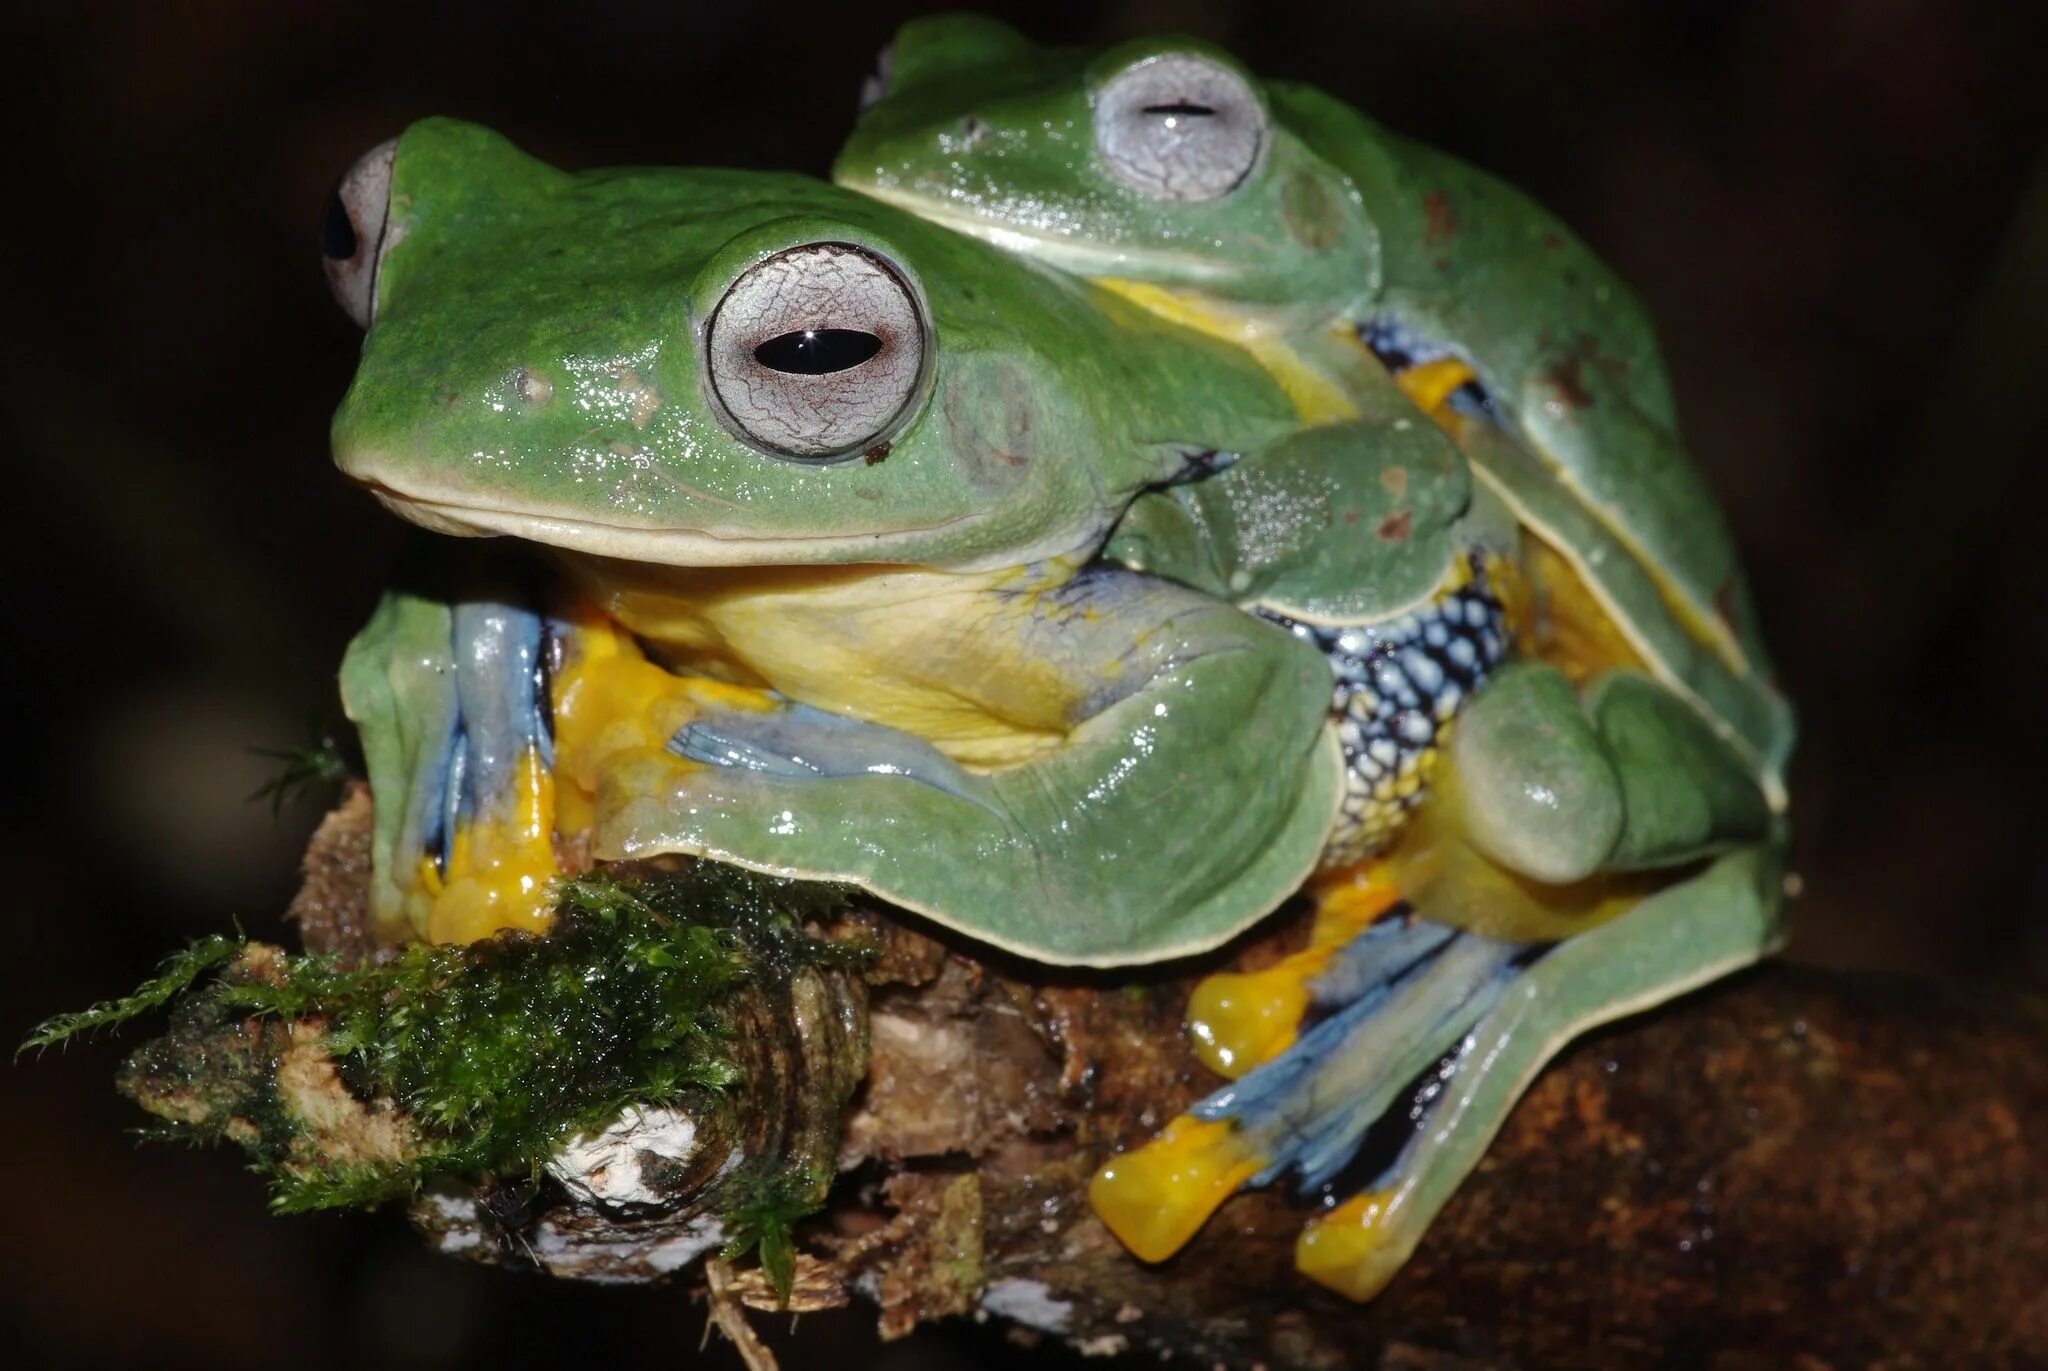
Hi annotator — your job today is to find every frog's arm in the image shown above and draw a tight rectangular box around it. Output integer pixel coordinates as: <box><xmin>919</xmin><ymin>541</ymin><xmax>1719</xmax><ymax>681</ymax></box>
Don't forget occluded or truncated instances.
<box><xmin>1107</xmin><ymin>417</ymin><xmax>1470</xmax><ymax>622</ymax></box>
<box><xmin>598</xmin><ymin>567</ymin><xmax>1344</xmax><ymax>966</ymax></box>
<box><xmin>340</xmin><ymin>590</ymin><xmax>560</xmax><ymax>944</ymax></box>
<box><xmin>340</xmin><ymin>591</ymin><xmax>461</xmax><ymax>941</ymax></box>
<box><xmin>1275</xmin><ymin>82</ymin><xmax>1780</xmax><ymax>696</ymax></box>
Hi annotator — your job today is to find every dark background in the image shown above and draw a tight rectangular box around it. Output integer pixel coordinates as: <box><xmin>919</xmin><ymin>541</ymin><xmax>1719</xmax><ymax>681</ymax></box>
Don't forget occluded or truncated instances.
<box><xmin>5</xmin><ymin>2</ymin><xmax>2045</xmax><ymax>1367</ymax></box>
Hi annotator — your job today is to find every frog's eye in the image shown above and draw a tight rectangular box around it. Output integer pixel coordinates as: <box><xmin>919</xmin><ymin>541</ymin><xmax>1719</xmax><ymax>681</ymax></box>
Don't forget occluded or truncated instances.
<box><xmin>1094</xmin><ymin>54</ymin><xmax>1264</xmax><ymax>202</ymax></box>
<box><xmin>857</xmin><ymin>42</ymin><xmax>893</xmax><ymax>113</ymax></box>
<box><xmin>322</xmin><ymin>138</ymin><xmax>397</xmax><ymax>329</ymax></box>
<box><xmin>705</xmin><ymin>243</ymin><xmax>928</xmax><ymax>460</ymax></box>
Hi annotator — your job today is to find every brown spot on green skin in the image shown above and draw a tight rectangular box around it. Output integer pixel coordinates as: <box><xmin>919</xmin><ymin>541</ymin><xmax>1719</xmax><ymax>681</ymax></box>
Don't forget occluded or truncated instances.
<box><xmin>1421</xmin><ymin>190</ymin><xmax>1457</xmax><ymax>247</ymax></box>
<box><xmin>1714</xmin><ymin>579</ymin><xmax>1744</xmax><ymax>636</ymax></box>
<box><xmin>1549</xmin><ymin>353</ymin><xmax>1593</xmax><ymax>409</ymax></box>
<box><xmin>1380</xmin><ymin>466</ymin><xmax>1408</xmax><ymax>497</ymax></box>
<box><xmin>1376</xmin><ymin>511</ymin><xmax>1412</xmax><ymax>542</ymax></box>
<box><xmin>1547</xmin><ymin>334</ymin><xmax>1631</xmax><ymax>409</ymax></box>
<box><xmin>864</xmin><ymin>441</ymin><xmax>892</xmax><ymax>466</ymax></box>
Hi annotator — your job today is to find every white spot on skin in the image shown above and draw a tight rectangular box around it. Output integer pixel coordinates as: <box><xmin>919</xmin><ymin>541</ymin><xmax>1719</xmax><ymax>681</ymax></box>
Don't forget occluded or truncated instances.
<box><xmin>981</xmin><ymin>1278</ymin><xmax>1073</xmax><ymax>1333</ymax></box>
<box><xmin>545</xmin><ymin>1103</ymin><xmax>700</xmax><ymax>1209</ymax></box>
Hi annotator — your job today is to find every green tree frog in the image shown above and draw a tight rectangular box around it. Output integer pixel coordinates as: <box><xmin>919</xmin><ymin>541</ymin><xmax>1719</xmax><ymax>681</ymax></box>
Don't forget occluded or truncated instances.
<box><xmin>322</xmin><ymin>107</ymin><xmax>1788</xmax><ymax>1304</ymax></box>
<box><xmin>837</xmin><ymin>15</ymin><xmax>1793</xmax><ymax>1295</ymax></box>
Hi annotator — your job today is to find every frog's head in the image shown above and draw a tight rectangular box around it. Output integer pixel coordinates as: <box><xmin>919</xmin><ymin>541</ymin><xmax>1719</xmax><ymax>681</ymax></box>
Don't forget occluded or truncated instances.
<box><xmin>835</xmin><ymin>16</ymin><xmax>1379</xmax><ymax>320</ymax></box>
<box><xmin>325</xmin><ymin>118</ymin><xmax>1296</xmax><ymax>571</ymax></box>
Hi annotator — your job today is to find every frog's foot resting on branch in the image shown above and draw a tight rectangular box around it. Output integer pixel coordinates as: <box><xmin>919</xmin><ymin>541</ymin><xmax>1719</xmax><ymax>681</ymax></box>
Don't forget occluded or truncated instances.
<box><xmin>1089</xmin><ymin>913</ymin><xmax>1529</xmax><ymax>1266</ymax></box>
<box><xmin>1091</xmin><ymin>843</ymin><xmax>1782</xmax><ymax>1300</ymax></box>
<box><xmin>342</xmin><ymin>592</ymin><xmax>564</xmax><ymax>943</ymax></box>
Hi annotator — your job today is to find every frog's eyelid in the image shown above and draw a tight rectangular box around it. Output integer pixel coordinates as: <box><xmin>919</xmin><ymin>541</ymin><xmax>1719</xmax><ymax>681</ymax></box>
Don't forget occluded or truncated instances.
<box><xmin>1095</xmin><ymin>55</ymin><xmax>1264</xmax><ymax>203</ymax></box>
<box><xmin>323</xmin><ymin>137</ymin><xmax>397</xmax><ymax>329</ymax></box>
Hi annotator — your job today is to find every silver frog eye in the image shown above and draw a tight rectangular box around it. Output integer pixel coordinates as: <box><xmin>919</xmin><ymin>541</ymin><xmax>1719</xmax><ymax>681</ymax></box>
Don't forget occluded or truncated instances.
<box><xmin>857</xmin><ymin>42</ymin><xmax>894</xmax><ymax>113</ymax></box>
<box><xmin>322</xmin><ymin>138</ymin><xmax>398</xmax><ymax>328</ymax></box>
<box><xmin>705</xmin><ymin>243</ymin><xmax>928</xmax><ymax>460</ymax></box>
<box><xmin>1094</xmin><ymin>54</ymin><xmax>1264</xmax><ymax>202</ymax></box>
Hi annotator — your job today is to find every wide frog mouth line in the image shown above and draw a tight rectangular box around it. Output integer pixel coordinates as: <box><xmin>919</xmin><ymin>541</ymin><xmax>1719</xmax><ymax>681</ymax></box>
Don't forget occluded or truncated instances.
<box><xmin>847</xmin><ymin>181</ymin><xmax>1240</xmax><ymax>285</ymax></box>
<box><xmin>359</xmin><ymin>481</ymin><xmax>1001</xmax><ymax>569</ymax></box>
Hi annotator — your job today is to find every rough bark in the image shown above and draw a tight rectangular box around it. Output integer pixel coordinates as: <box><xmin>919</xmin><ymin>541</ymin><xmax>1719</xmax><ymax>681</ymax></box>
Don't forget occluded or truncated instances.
<box><xmin>279</xmin><ymin>795</ymin><xmax>2048</xmax><ymax>1366</ymax></box>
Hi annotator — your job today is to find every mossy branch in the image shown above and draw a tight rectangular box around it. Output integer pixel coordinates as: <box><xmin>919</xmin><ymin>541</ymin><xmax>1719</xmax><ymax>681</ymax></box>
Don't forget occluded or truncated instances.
<box><xmin>19</xmin><ymin>934</ymin><xmax>243</xmax><ymax>1053</ymax></box>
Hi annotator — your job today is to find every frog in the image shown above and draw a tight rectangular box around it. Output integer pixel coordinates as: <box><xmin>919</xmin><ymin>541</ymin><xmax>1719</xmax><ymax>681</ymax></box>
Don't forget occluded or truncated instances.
<box><xmin>835</xmin><ymin>14</ymin><xmax>1791</xmax><ymax>779</ymax></box>
<box><xmin>320</xmin><ymin>114</ymin><xmax>1786</xmax><ymax>1303</ymax></box>
<box><xmin>835</xmin><ymin>15</ymin><xmax>1794</xmax><ymax>1297</ymax></box>
<box><xmin>322</xmin><ymin>114</ymin><xmax>1405</xmax><ymax>959</ymax></box>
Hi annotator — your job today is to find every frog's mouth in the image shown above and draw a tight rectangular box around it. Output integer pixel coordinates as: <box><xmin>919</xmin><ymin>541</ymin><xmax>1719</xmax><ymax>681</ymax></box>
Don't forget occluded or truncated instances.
<box><xmin>847</xmin><ymin>181</ymin><xmax>1239</xmax><ymax>286</ymax></box>
<box><xmin>359</xmin><ymin>483</ymin><xmax>1011</xmax><ymax>570</ymax></box>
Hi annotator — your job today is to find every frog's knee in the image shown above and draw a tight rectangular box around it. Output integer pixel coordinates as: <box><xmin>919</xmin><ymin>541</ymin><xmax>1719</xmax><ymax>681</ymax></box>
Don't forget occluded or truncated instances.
<box><xmin>1449</xmin><ymin>663</ymin><xmax>1622</xmax><ymax>885</ymax></box>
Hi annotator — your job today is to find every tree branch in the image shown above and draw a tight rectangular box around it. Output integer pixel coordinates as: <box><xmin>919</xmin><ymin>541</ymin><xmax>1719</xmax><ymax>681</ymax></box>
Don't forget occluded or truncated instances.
<box><xmin>141</xmin><ymin>792</ymin><xmax>2048</xmax><ymax>1367</ymax></box>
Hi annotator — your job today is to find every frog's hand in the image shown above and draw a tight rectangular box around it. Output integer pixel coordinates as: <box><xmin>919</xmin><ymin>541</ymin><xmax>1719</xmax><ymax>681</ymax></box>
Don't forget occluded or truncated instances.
<box><xmin>340</xmin><ymin>591</ymin><xmax>560</xmax><ymax>943</ymax></box>
<box><xmin>341</xmin><ymin>591</ymin><xmax>460</xmax><ymax>940</ymax></box>
<box><xmin>1106</xmin><ymin>419</ymin><xmax>1474</xmax><ymax>624</ymax></box>
<box><xmin>599</xmin><ymin>567</ymin><xmax>1344</xmax><ymax>966</ymax></box>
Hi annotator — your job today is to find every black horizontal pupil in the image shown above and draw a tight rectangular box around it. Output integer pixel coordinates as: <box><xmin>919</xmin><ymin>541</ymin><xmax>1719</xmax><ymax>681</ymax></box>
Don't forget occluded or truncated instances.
<box><xmin>1142</xmin><ymin>101</ymin><xmax>1216</xmax><ymax>117</ymax></box>
<box><xmin>321</xmin><ymin>187</ymin><xmax>358</xmax><ymax>262</ymax></box>
<box><xmin>753</xmin><ymin>328</ymin><xmax>883</xmax><ymax>376</ymax></box>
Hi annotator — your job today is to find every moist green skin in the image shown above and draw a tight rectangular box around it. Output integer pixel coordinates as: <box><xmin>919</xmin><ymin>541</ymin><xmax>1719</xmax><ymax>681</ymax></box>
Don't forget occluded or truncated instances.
<box><xmin>334</xmin><ymin>119</ymin><xmax>1367</xmax><ymax>966</ymax></box>
<box><xmin>336</xmin><ymin>118</ymin><xmax>1305</xmax><ymax>572</ymax></box>
<box><xmin>837</xmin><ymin>28</ymin><xmax>1793</xmax><ymax>1295</ymax></box>
<box><xmin>835</xmin><ymin>15</ymin><xmax>1793</xmax><ymax>783</ymax></box>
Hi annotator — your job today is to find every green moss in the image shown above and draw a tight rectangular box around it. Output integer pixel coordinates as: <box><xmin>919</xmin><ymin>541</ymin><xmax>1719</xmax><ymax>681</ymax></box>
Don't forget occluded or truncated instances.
<box><xmin>719</xmin><ymin>1159</ymin><xmax>834</xmax><ymax>1303</ymax></box>
<box><xmin>29</xmin><ymin>865</ymin><xmax>870</xmax><ymax>1248</ymax></box>
<box><xmin>20</xmin><ymin>935</ymin><xmax>243</xmax><ymax>1053</ymax></box>
<box><xmin>248</xmin><ymin>719</ymin><xmax>355</xmax><ymax>816</ymax></box>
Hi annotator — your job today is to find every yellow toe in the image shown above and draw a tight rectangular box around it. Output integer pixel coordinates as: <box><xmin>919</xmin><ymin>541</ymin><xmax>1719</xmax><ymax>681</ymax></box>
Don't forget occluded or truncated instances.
<box><xmin>1294</xmin><ymin>1189</ymin><xmax>1404</xmax><ymax>1302</ymax></box>
<box><xmin>1089</xmin><ymin>1116</ymin><xmax>1263</xmax><ymax>1262</ymax></box>
<box><xmin>1185</xmin><ymin>955</ymin><xmax>1322</xmax><ymax>1077</ymax></box>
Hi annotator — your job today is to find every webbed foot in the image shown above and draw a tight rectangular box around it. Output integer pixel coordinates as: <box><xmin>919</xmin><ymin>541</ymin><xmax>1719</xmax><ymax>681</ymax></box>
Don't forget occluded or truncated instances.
<box><xmin>1092</xmin><ymin>844</ymin><xmax>1783</xmax><ymax>1301</ymax></box>
<box><xmin>1092</xmin><ymin>914</ymin><xmax>1527</xmax><ymax>1267</ymax></box>
<box><xmin>1184</xmin><ymin>864</ymin><xmax>1403</xmax><ymax>1077</ymax></box>
<box><xmin>343</xmin><ymin>591</ymin><xmax>566</xmax><ymax>943</ymax></box>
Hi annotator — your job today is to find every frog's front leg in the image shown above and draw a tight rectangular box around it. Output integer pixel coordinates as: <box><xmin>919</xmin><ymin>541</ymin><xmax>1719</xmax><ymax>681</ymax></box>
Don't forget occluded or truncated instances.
<box><xmin>1106</xmin><ymin>417</ymin><xmax>1473</xmax><ymax>624</ymax></box>
<box><xmin>597</xmin><ymin>567</ymin><xmax>1344</xmax><ymax>965</ymax></box>
<box><xmin>340</xmin><ymin>589</ymin><xmax>562</xmax><ymax>944</ymax></box>
<box><xmin>1092</xmin><ymin>664</ymin><xmax>1779</xmax><ymax>1297</ymax></box>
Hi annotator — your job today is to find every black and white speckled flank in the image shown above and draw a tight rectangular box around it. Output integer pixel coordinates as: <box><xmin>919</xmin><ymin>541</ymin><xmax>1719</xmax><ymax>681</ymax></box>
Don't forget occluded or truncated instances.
<box><xmin>1258</xmin><ymin>562</ymin><xmax>1511</xmax><ymax>866</ymax></box>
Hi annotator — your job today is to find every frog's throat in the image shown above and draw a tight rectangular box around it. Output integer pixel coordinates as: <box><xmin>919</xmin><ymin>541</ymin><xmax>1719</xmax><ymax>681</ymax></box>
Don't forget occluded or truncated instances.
<box><xmin>848</xmin><ymin>181</ymin><xmax>1242</xmax><ymax>286</ymax></box>
<box><xmin>360</xmin><ymin>484</ymin><xmax>1091</xmax><ymax>574</ymax></box>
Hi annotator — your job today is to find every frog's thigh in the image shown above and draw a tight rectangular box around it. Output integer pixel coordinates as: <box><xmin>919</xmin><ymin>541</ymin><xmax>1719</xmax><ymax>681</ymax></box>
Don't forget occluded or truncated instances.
<box><xmin>1296</xmin><ymin>843</ymin><xmax>1783</xmax><ymax>1300</ymax></box>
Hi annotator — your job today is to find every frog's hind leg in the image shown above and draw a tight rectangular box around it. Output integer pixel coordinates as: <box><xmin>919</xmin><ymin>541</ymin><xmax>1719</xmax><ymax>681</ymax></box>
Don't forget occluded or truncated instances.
<box><xmin>1090</xmin><ymin>844</ymin><xmax>1781</xmax><ymax>1298</ymax></box>
<box><xmin>1295</xmin><ymin>844</ymin><xmax>1782</xmax><ymax>1300</ymax></box>
<box><xmin>1089</xmin><ymin>912</ymin><xmax>1532</xmax><ymax>1263</ymax></box>
<box><xmin>1183</xmin><ymin>864</ymin><xmax>1407</xmax><ymax>1077</ymax></box>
